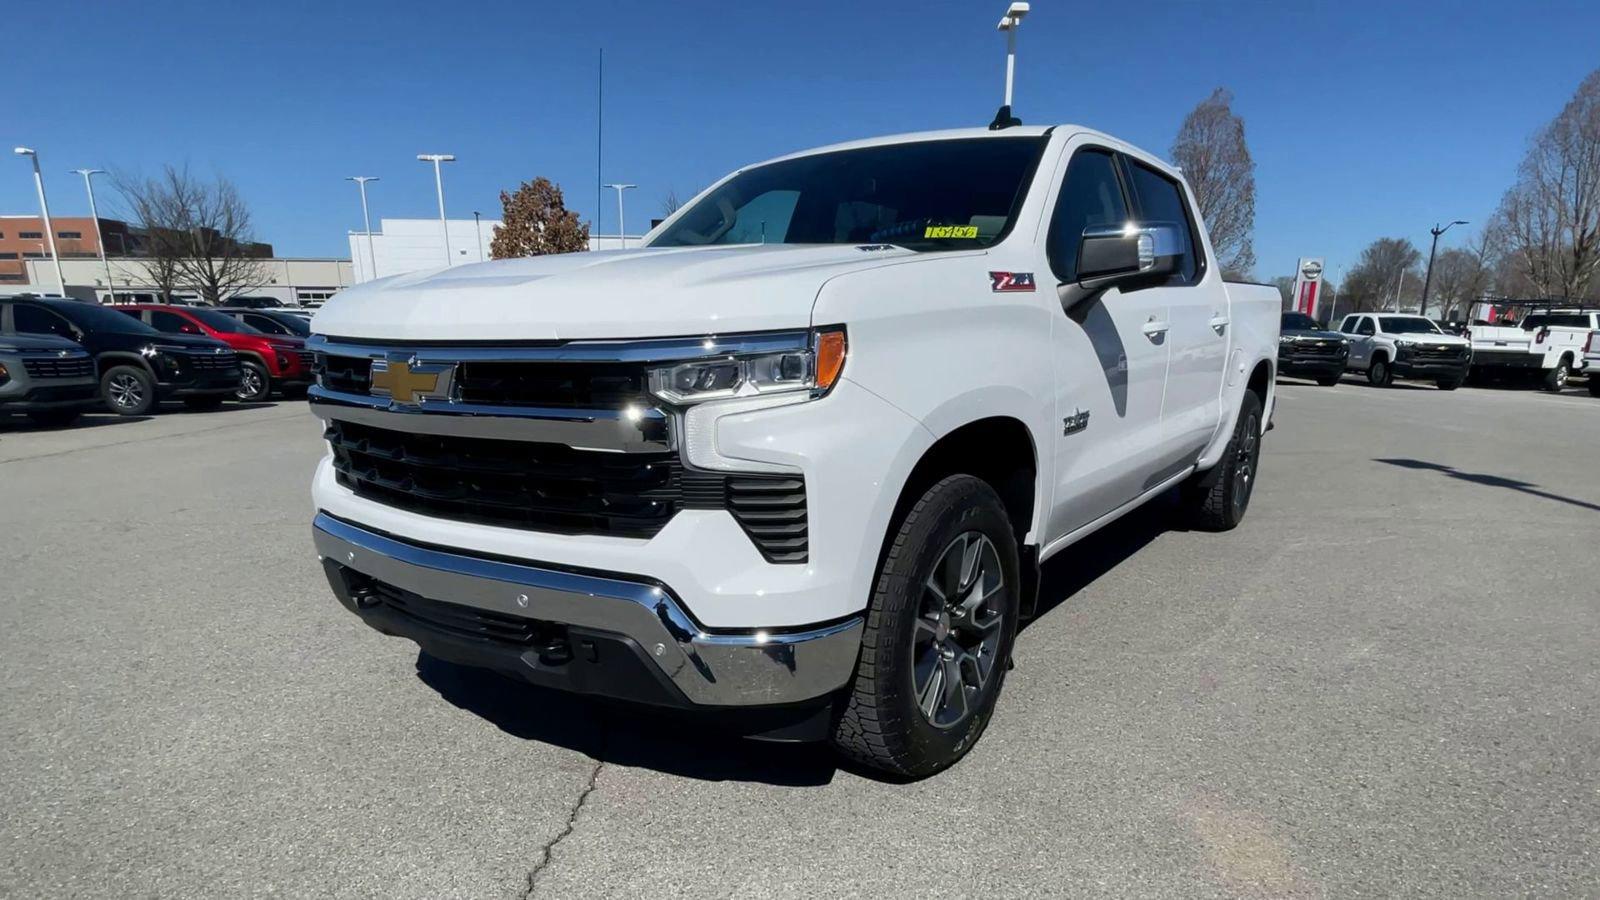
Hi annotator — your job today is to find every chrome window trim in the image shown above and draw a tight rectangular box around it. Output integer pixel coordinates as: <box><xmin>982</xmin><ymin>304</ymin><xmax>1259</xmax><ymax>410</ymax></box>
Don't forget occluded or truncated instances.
<box><xmin>306</xmin><ymin>330</ymin><xmax>811</xmax><ymax>364</ymax></box>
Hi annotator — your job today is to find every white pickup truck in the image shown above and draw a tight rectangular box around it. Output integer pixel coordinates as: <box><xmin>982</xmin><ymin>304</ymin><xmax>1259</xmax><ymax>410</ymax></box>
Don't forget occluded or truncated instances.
<box><xmin>1469</xmin><ymin>309</ymin><xmax>1600</xmax><ymax>391</ymax></box>
<box><xmin>307</xmin><ymin>126</ymin><xmax>1279</xmax><ymax>776</ymax></box>
<box><xmin>1586</xmin><ymin>331</ymin><xmax>1600</xmax><ymax>396</ymax></box>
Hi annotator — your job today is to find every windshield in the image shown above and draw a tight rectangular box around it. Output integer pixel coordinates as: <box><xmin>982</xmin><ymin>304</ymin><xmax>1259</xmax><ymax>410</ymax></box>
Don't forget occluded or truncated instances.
<box><xmin>1381</xmin><ymin>317</ymin><xmax>1441</xmax><ymax>334</ymax></box>
<box><xmin>1281</xmin><ymin>312</ymin><xmax>1321</xmax><ymax>331</ymax></box>
<box><xmin>185</xmin><ymin>308</ymin><xmax>262</xmax><ymax>334</ymax></box>
<box><xmin>273</xmin><ymin>314</ymin><xmax>312</xmax><ymax>336</ymax></box>
<box><xmin>650</xmin><ymin>137</ymin><xmax>1049</xmax><ymax>252</ymax></box>
<box><xmin>53</xmin><ymin>301</ymin><xmax>160</xmax><ymax>335</ymax></box>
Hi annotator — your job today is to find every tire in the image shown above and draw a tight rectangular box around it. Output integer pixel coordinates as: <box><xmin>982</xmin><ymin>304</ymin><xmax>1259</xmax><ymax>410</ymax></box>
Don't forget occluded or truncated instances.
<box><xmin>1180</xmin><ymin>390</ymin><xmax>1264</xmax><ymax>531</ymax></box>
<box><xmin>236</xmin><ymin>360</ymin><xmax>271</xmax><ymax>402</ymax></box>
<box><xmin>1436</xmin><ymin>377</ymin><xmax>1463</xmax><ymax>391</ymax></box>
<box><xmin>26</xmin><ymin>408</ymin><xmax>82</xmax><ymax>427</ymax></box>
<box><xmin>101</xmin><ymin>365</ymin><xmax>157</xmax><ymax>416</ymax></box>
<box><xmin>1367</xmin><ymin>356</ymin><xmax>1393</xmax><ymax>387</ymax></box>
<box><xmin>832</xmin><ymin>474</ymin><xmax>1020</xmax><ymax>778</ymax></box>
<box><xmin>1543</xmin><ymin>360</ymin><xmax>1570</xmax><ymax>393</ymax></box>
<box><xmin>1315</xmin><ymin>373</ymin><xmax>1342</xmax><ymax>386</ymax></box>
<box><xmin>183</xmin><ymin>395</ymin><xmax>226</xmax><ymax>410</ymax></box>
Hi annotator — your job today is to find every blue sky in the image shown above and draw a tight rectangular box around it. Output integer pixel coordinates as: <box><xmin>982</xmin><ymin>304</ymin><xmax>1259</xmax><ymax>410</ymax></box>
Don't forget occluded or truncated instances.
<box><xmin>6</xmin><ymin>0</ymin><xmax>1597</xmax><ymax>283</ymax></box>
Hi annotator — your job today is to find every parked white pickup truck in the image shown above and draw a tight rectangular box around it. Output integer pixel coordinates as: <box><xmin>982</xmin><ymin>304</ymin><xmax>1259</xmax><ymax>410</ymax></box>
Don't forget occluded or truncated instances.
<box><xmin>1585</xmin><ymin>331</ymin><xmax>1600</xmax><ymax>396</ymax></box>
<box><xmin>1469</xmin><ymin>309</ymin><xmax>1599</xmax><ymax>391</ymax></box>
<box><xmin>307</xmin><ymin>126</ymin><xmax>1279</xmax><ymax>776</ymax></box>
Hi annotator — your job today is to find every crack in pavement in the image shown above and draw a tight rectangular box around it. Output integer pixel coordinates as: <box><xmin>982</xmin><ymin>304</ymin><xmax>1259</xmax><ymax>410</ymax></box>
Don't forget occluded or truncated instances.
<box><xmin>523</xmin><ymin>757</ymin><xmax>605</xmax><ymax>899</ymax></box>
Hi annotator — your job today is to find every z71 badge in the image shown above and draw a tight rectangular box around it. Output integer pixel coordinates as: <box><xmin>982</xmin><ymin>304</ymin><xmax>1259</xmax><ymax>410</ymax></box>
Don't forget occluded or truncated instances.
<box><xmin>989</xmin><ymin>271</ymin><xmax>1036</xmax><ymax>292</ymax></box>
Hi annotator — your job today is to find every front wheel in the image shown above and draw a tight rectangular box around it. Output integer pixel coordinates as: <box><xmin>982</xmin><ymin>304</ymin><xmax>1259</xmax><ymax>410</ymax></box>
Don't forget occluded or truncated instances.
<box><xmin>1436</xmin><ymin>377</ymin><xmax>1463</xmax><ymax>391</ymax></box>
<box><xmin>101</xmin><ymin>365</ymin><xmax>157</xmax><ymax>416</ymax></box>
<box><xmin>1543</xmin><ymin>360</ymin><xmax>1570</xmax><ymax>393</ymax></box>
<box><xmin>1367</xmin><ymin>357</ymin><xmax>1393</xmax><ymax>387</ymax></box>
<box><xmin>236</xmin><ymin>360</ymin><xmax>271</xmax><ymax>402</ymax></box>
<box><xmin>1180</xmin><ymin>390</ymin><xmax>1264</xmax><ymax>531</ymax></box>
<box><xmin>832</xmin><ymin>475</ymin><xmax>1019</xmax><ymax>778</ymax></box>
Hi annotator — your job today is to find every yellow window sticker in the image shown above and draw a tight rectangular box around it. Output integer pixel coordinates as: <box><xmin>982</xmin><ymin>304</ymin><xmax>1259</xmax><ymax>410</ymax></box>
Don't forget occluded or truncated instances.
<box><xmin>923</xmin><ymin>225</ymin><xmax>979</xmax><ymax>239</ymax></box>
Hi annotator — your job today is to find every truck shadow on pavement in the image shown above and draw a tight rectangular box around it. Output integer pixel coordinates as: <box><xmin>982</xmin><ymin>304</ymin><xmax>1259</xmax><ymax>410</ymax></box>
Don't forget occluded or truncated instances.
<box><xmin>411</xmin><ymin>491</ymin><xmax>1190</xmax><ymax>786</ymax></box>
<box><xmin>1373</xmin><ymin>458</ymin><xmax>1600</xmax><ymax>513</ymax></box>
<box><xmin>413</xmin><ymin>651</ymin><xmax>843</xmax><ymax>786</ymax></box>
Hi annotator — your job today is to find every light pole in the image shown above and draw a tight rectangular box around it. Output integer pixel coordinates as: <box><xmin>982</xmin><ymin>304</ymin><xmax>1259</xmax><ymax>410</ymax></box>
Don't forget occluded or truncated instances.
<box><xmin>472</xmin><ymin>210</ymin><xmax>484</xmax><ymax>261</ymax></box>
<box><xmin>417</xmin><ymin>153</ymin><xmax>455</xmax><ymax>266</ymax></box>
<box><xmin>14</xmin><ymin>147</ymin><xmax>66</xmax><ymax>295</ymax></box>
<box><xmin>1421</xmin><ymin>219</ymin><xmax>1468</xmax><ymax>319</ymax></box>
<box><xmin>71</xmin><ymin>168</ymin><xmax>117</xmax><ymax>302</ymax></box>
<box><xmin>346</xmin><ymin>176</ymin><xmax>380</xmax><ymax>282</ymax></box>
<box><xmin>604</xmin><ymin>183</ymin><xmax>636</xmax><ymax>248</ymax></box>
<box><xmin>991</xmin><ymin>3</ymin><xmax>1029</xmax><ymax>129</ymax></box>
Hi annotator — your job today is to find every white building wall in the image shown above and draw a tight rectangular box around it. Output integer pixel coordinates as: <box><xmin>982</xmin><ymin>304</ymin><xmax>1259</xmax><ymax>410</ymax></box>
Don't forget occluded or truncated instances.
<box><xmin>349</xmin><ymin>218</ymin><xmax>642</xmax><ymax>283</ymax></box>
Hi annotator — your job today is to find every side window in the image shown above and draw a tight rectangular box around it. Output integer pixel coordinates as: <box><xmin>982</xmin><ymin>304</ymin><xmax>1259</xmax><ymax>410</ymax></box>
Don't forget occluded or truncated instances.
<box><xmin>150</xmin><ymin>310</ymin><xmax>200</xmax><ymax>334</ymax></box>
<box><xmin>1356</xmin><ymin>317</ymin><xmax>1376</xmax><ymax>336</ymax></box>
<box><xmin>1339</xmin><ymin>316</ymin><xmax>1359</xmax><ymax>334</ymax></box>
<box><xmin>244</xmin><ymin>314</ymin><xmax>288</xmax><ymax>335</ymax></box>
<box><xmin>15</xmin><ymin>305</ymin><xmax>75</xmax><ymax>338</ymax></box>
<box><xmin>1125</xmin><ymin>160</ymin><xmax>1199</xmax><ymax>283</ymax></box>
<box><xmin>1047</xmin><ymin>149</ymin><xmax>1129</xmax><ymax>282</ymax></box>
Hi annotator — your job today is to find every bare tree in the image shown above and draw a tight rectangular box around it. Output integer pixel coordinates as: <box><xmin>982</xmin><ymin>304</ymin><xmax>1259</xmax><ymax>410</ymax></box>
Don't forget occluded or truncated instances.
<box><xmin>661</xmin><ymin>189</ymin><xmax>685</xmax><ymax>217</ymax></box>
<box><xmin>115</xmin><ymin>172</ymin><xmax>184</xmax><ymax>301</ymax></box>
<box><xmin>1490</xmin><ymin>68</ymin><xmax>1600</xmax><ymax>300</ymax></box>
<box><xmin>1343</xmin><ymin>238</ymin><xmax>1424</xmax><ymax>312</ymax></box>
<box><xmin>489</xmin><ymin>178</ymin><xmax>590</xmax><ymax>259</ymax></box>
<box><xmin>1171</xmin><ymin>88</ymin><xmax>1257</xmax><ymax>278</ymax></box>
<box><xmin>119</xmin><ymin>166</ymin><xmax>268</xmax><ymax>304</ymax></box>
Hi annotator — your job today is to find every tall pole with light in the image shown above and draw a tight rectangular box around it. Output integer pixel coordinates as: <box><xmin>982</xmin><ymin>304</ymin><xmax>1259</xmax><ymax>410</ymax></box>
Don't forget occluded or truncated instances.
<box><xmin>13</xmin><ymin>147</ymin><xmax>66</xmax><ymax>295</ymax></box>
<box><xmin>1420</xmin><ymin>219</ymin><xmax>1468</xmax><ymax>320</ymax></box>
<box><xmin>990</xmin><ymin>3</ymin><xmax>1029</xmax><ymax>129</ymax></box>
<box><xmin>417</xmin><ymin>154</ymin><xmax>455</xmax><ymax>266</ymax></box>
<box><xmin>472</xmin><ymin>210</ymin><xmax>484</xmax><ymax>261</ymax></box>
<box><xmin>346</xmin><ymin>176</ymin><xmax>380</xmax><ymax>282</ymax></box>
<box><xmin>604</xmin><ymin>183</ymin><xmax>636</xmax><ymax>248</ymax></box>
<box><xmin>70</xmin><ymin>168</ymin><xmax>117</xmax><ymax>302</ymax></box>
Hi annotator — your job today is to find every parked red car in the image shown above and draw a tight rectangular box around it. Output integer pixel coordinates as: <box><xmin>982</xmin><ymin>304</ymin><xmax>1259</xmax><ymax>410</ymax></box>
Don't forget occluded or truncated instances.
<box><xmin>113</xmin><ymin>304</ymin><xmax>313</xmax><ymax>401</ymax></box>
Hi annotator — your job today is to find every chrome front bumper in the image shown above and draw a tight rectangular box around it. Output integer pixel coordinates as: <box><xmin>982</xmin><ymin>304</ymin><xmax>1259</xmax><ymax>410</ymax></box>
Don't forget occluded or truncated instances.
<box><xmin>312</xmin><ymin>513</ymin><xmax>862</xmax><ymax>707</ymax></box>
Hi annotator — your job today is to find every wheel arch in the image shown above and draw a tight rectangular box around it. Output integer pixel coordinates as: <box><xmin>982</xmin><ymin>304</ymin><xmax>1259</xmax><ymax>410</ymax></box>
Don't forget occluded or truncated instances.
<box><xmin>95</xmin><ymin>351</ymin><xmax>155</xmax><ymax>379</ymax></box>
<box><xmin>877</xmin><ymin>415</ymin><xmax>1042</xmax><ymax>617</ymax></box>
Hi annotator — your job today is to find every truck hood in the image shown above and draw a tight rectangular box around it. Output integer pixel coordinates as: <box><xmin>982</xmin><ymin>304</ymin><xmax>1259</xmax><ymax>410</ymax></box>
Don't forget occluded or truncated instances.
<box><xmin>312</xmin><ymin>244</ymin><xmax>919</xmax><ymax>341</ymax></box>
<box><xmin>0</xmin><ymin>333</ymin><xmax>84</xmax><ymax>354</ymax></box>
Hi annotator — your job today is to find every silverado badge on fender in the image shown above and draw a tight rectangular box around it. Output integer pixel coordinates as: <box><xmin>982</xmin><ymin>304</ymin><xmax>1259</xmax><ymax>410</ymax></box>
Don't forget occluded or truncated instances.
<box><xmin>990</xmin><ymin>271</ymin><xmax>1036</xmax><ymax>292</ymax></box>
<box><xmin>1063</xmin><ymin>408</ymin><xmax>1090</xmax><ymax>435</ymax></box>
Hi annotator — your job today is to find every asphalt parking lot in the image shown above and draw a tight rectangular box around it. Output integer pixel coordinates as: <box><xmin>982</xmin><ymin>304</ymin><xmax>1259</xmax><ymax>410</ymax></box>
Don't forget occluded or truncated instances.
<box><xmin>3</xmin><ymin>381</ymin><xmax>1598</xmax><ymax>898</ymax></box>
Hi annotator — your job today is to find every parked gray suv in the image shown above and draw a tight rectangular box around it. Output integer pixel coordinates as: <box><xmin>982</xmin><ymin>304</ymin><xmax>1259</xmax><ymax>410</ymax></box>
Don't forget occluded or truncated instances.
<box><xmin>0</xmin><ymin>333</ymin><xmax>99</xmax><ymax>426</ymax></box>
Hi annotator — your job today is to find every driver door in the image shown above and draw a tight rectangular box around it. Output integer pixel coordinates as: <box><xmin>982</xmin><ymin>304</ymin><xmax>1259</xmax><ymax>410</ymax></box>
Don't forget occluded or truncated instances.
<box><xmin>1041</xmin><ymin>145</ymin><xmax>1172</xmax><ymax>543</ymax></box>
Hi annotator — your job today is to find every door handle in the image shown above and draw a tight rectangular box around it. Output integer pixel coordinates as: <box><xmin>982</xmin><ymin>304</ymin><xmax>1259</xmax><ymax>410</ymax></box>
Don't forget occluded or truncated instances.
<box><xmin>1209</xmin><ymin>314</ymin><xmax>1230</xmax><ymax>334</ymax></box>
<box><xmin>1141</xmin><ymin>318</ymin><xmax>1170</xmax><ymax>338</ymax></box>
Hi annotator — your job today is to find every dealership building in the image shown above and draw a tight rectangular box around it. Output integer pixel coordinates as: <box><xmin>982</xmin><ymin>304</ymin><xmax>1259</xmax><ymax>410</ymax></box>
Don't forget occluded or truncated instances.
<box><xmin>348</xmin><ymin>218</ymin><xmax>642</xmax><ymax>283</ymax></box>
<box><xmin>15</xmin><ymin>256</ymin><xmax>353</xmax><ymax>306</ymax></box>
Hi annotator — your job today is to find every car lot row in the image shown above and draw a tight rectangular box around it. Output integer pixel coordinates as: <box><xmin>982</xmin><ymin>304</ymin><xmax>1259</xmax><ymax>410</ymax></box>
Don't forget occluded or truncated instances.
<box><xmin>1278</xmin><ymin>308</ymin><xmax>1600</xmax><ymax>394</ymax></box>
<box><xmin>0</xmin><ymin>297</ymin><xmax>313</xmax><ymax>426</ymax></box>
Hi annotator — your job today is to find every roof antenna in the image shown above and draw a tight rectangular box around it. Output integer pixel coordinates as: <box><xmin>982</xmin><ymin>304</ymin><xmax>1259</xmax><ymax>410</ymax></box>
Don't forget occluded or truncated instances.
<box><xmin>990</xmin><ymin>2</ymin><xmax>1029</xmax><ymax>130</ymax></box>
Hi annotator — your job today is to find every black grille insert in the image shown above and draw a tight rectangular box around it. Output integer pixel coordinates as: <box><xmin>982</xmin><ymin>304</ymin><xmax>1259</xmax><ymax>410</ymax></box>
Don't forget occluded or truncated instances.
<box><xmin>455</xmin><ymin>360</ymin><xmax>651</xmax><ymax>408</ymax></box>
<box><xmin>324</xmin><ymin>417</ymin><xmax>808</xmax><ymax>560</ymax></box>
<box><xmin>316</xmin><ymin>354</ymin><xmax>373</xmax><ymax>393</ymax></box>
<box><xmin>187</xmin><ymin>352</ymin><xmax>240</xmax><ymax>371</ymax></box>
<box><xmin>21</xmin><ymin>355</ymin><xmax>94</xmax><ymax>379</ymax></box>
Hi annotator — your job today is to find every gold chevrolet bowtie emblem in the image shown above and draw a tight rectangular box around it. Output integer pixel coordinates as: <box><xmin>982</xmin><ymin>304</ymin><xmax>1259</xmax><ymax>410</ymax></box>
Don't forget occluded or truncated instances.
<box><xmin>370</xmin><ymin>358</ymin><xmax>446</xmax><ymax>405</ymax></box>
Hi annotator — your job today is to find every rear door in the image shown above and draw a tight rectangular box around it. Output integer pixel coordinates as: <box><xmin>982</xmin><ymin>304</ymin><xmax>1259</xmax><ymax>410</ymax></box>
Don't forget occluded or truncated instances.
<box><xmin>1041</xmin><ymin>143</ymin><xmax>1172</xmax><ymax>542</ymax></box>
<box><xmin>1121</xmin><ymin>156</ymin><xmax>1227</xmax><ymax>458</ymax></box>
<box><xmin>1344</xmin><ymin>315</ymin><xmax>1375</xmax><ymax>367</ymax></box>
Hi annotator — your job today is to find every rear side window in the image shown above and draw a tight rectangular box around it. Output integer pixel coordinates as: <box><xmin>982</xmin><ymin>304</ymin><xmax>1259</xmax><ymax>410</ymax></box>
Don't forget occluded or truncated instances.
<box><xmin>1047</xmin><ymin>150</ymin><xmax>1129</xmax><ymax>282</ymax></box>
<box><xmin>1125</xmin><ymin>161</ymin><xmax>1199</xmax><ymax>283</ymax></box>
<box><xmin>1522</xmin><ymin>314</ymin><xmax>1591</xmax><ymax>330</ymax></box>
<box><xmin>150</xmin><ymin>310</ymin><xmax>200</xmax><ymax>334</ymax></box>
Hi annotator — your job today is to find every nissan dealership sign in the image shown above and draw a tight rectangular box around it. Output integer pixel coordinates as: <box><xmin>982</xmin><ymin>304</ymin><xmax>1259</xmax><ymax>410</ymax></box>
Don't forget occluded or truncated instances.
<box><xmin>1292</xmin><ymin>256</ymin><xmax>1324</xmax><ymax>317</ymax></box>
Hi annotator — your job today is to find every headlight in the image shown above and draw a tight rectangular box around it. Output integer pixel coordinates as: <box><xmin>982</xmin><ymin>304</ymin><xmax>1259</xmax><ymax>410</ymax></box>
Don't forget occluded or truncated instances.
<box><xmin>649</xmin><ymin>328</ymin><xmax>847</xmax><ymax>405</ymax></box>
<box><xmin>0</xmin><ymin>362</ymin><xmax>9</xmax><ymax>386</ymax></box>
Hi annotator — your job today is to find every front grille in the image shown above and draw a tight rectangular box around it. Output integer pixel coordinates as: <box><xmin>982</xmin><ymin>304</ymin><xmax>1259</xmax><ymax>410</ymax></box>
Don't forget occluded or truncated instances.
<box><xmin>317</xmin><ymin>354</ymin><xmax>373</xmax><ymax>393</ymax></box>
<box><xmin>295</xmin><ymin>350</ymin><xmax>315</xmax><ymax>370</ymax></box>
<box><xmin>1407</xmin><ymin>344</ymin><xmax>1469</xmax><ymax>362</ymax></box>
<box><xmin>325</xmin><ymin>417</ymin><xmax>809</xmax><ymax>559</ymax></box>
<box><xmin>188</xmin><ymin>352</ymin><xmax>240</xmax><ymax>371</ymax></box>
<box><xmin>327</xmin><ymin>418</ymin><xmax>680</xmax><ymax>537</ymax></box>
<box><xmin>455</xmin><ymin>361</ymin><xmax>650</xmax><ymax>408</ymax></box>
<box><xmin>21</xmin><ymin>355</ymin><xmax>93</xmax><ymax>379</ymax></box>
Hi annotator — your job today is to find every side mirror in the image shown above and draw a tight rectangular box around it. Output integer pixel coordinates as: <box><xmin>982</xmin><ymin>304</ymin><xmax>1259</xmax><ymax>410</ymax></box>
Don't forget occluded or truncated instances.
<box><xmin>1060</xmin><ymin>223</ymin><xmax>1184</xmax><ymax>310</ymax></box>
